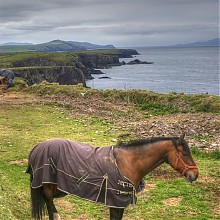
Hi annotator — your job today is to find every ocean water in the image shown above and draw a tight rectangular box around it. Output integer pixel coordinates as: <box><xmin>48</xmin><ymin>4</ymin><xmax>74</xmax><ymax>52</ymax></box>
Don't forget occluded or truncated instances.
<box><xmin>86</xmin><ymin>47</ymin><xmax>219</xmax><ymax>95</ymax></box>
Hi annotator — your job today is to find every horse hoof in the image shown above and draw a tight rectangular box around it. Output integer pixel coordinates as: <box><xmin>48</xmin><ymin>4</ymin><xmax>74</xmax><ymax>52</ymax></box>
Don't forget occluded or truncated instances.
<box><xmin>53</xmin><ymin>213</ymin><xmax>61</xmax><ymax>220</ymax></box>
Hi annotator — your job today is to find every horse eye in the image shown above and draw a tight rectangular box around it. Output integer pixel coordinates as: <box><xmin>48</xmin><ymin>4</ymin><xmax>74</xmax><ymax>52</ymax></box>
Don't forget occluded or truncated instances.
<box><xmin>182</xmin><ymin>151</ymin><xmax>188</xmax><ymax>156</ymax></box>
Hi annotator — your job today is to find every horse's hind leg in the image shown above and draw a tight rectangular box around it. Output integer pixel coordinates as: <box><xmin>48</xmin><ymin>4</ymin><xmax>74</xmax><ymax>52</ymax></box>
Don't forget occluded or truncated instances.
<box><xmin>43</xmin><ymin>184</ymin><xmax>60</xmax><ymax>220</ymax></box>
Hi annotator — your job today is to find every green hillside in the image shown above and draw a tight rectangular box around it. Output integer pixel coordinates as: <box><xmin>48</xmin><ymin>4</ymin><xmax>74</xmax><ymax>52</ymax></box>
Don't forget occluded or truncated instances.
<box><xmin>0</xmin><ymin>40</ymin><xmax>115</xmax><ymax>53</ymax></box>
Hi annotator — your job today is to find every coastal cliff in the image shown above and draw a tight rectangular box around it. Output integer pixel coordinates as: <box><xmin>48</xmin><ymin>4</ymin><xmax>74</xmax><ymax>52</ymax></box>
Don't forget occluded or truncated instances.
<box><xmin>1</xmin><ymin>49</ymin><xmax>138</xmax><ymax>86</ymax></box>
<box><xmin>13</xmin><ymin>66</ymin><xmax>86</xmax><ymax>86</ymax></box>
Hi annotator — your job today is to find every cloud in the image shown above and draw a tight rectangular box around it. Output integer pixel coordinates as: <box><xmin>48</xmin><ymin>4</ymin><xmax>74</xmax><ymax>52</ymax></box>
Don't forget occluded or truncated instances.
<box><xmin>0</xmin><ymin>0</ymin><xmax>219</xmax><ymax>46</ymax></box>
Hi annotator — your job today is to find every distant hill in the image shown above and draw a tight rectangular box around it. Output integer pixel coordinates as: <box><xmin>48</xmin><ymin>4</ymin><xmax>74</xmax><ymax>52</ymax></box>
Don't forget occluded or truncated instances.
<box><xmin>66</xmin><ymin>41</ymin><xmax>115</xmax><ymax>50</ymax></box>
<box><xmin>169</xmin><ymin>38</ymin><xmax>220</xmax><ymax>47</ymax></box>
<box><xmin>0</xmin><ymin>42</ymin><xmax>33</xmax><ymax>46</ymax></box>
<box><xmin>0</xmin><ymin>40</ymin><xmax>115</xmax><ymax>53</ymax></box>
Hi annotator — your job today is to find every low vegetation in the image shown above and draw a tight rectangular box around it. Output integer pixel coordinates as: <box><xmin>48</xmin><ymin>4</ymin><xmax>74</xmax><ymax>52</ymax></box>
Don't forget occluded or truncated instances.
<box><xmin>27</xmin><ymin>81</ymin><xmax>220</xmax><ymax>114</ymax></box>
<box><xmin>0</xmin><ymin>82</ymin><xmax>219</xmax><ymax>219</ymax></box>
<box><xmin>0</xmin><ymin>49</ymin><xmax>134</xmax><ymax>69</ymax></box>
<box><xmin>0</xmin><ymin>52</ymin><xmax>79</xmax><ymax>68</ymax></box>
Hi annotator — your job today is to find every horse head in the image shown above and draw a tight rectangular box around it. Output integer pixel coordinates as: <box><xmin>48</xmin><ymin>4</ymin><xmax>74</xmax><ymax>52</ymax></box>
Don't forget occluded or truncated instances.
<box><xmin>167</xmin><ymin>133</ymin><xmax>199</xmax><ymax>183</ymax></box>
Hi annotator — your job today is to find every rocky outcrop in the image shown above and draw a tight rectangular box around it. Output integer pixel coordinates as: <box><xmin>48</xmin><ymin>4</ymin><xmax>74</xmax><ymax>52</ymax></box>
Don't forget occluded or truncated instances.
<box><xmin>76</xmin><ymin>49</ymin><xmax>139</xmax><ymax>69</ymax></box>
<box><xmin>88</xmin><ymin>69</ymin><xmax>104</xmax><ymax>75</ymax></box>
<box><xmin>99</xmin><ymin>76</ymin><xmax>111</xmax><ymax>79</ymax></box>
<box><xmin>12</xmin><ymin>56</ymin><xmax>92</xmax><ymax>85</ymax></box>
<box><xmin>77</xmin><ymin>53</ymin><xmax>120</xmax><ymax>69</ymax></box>
<box><xmin>115</xmin><ymin>49</ymin><xmax>140</xmax><ymax>58</ymax></box>
<box><xmin>13</xmin><ymin>66</ymin><xmax>86</xmax><ymax>86</ymax></box>
<box><xmin>127</xmin><ymin>59</ymin><xmax>154</xmax><ymax>65</ymax></box>
<box><xmin>5</xmin><ymin>49</ymin><xmax>139</xmax><ymax>86</ymax></box>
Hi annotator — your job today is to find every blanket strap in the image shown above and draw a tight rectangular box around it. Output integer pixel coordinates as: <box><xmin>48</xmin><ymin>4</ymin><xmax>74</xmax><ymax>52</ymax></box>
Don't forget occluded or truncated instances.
<box><xmin>117</xmin><ymin>180</ymin><xmax>133</xmax><ymax>188</ymax></box>
<box><xmin>48</xmin><ymin>158</ymin><xmax>56</xmax><ymax>174</ymax></box>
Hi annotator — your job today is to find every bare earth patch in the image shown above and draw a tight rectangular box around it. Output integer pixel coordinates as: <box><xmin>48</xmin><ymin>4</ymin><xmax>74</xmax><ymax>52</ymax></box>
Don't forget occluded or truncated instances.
<box><xmin>162</xmin><ymin>197</ymin><xmax>183</xmax><ymax>206</ymax></box>
<box><xmin>54</xmin><ymin>199</ymin><xmax>79</xmax><ymax>220</ymax></box>
<box><xmin>142</xmin><ymin>183</ymin><xmax>157</xmax><ymax>193</ymax></box>
<box><xmin>0</xmin><ymin>91</ymin><xmax>41</xmax><ymax>105</ymax></box>
<box><xmin>9</xmin><ymin>159</ymin><xmax>28</xmax><ymax>165</ymax></box>
<box><xmin>73</xmin><ymin>214</ymin><xmax>90</xmax><ymax>220</ymax></box>
<box><xmin>197</xmin><ymin>175</ymin><xmax>215</xmax><ymax>183</ymax></box>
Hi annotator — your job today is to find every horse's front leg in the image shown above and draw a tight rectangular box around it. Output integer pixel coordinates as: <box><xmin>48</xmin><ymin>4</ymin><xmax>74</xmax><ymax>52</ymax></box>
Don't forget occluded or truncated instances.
<box><xmin>109</xmin><ymin>207</ymin><xmax>124</xmax><ymax>220</ymax></box>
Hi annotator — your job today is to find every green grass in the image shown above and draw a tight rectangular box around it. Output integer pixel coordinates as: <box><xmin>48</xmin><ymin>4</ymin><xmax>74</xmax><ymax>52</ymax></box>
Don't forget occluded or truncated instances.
<box><xmin>140</xmin><ymin>102</ymin><xmax>181</xmax><ymax>115</ymax></box>
<box><xmin>101</xmin><ymin>90</ymin><xmax>220</xmax><ymax>114</ymax></box>
<box><xmin>28</xmin><ymin>82</ymin><xmax>220</xmax><ymax>114</ymax></box>
<box><xmin>0</xmin><ymin>101</ymin><xmax>116</xmax><ymax>220</ymax></box>
<box><xmin>191</xmin><ymin>146</ymin><xmax>220</xmax><ymax>160</ymax></box>
<box><xmin>0</xmin><ymin>52</ymin><xmax>78</xmax><ymax>68</ymax></box>
<box><xmin>137</xmin><ymin>180</ymin><xmax>210</xmax><ymax>219</ymax></box>
<box><xmin>0</xmin><ymin>89</ymin><xmax>219</xmax><ymax>219</ymax></box>
<box><xmin>0</xmin><ymin>103</ymin><xmax>116</xmax><ymax>161</ymax></box>
<box><xmin>0</xmin><ymin>49</ymin><xmax>133</xmax><ymax>68</ymax></box>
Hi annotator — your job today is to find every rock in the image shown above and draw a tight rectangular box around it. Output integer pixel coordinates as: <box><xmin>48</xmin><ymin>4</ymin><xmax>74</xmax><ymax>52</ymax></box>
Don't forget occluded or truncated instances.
<box><xmin>0</xmin><ymin>69</ymin><xmax>15</xmax><ymax>87</ymax></box>
<box><xmin>89</xmin><ymin>69</ymin><xmax>105</xmax><ymax>75</ymax></box>
<box><xmin>77</xmin><ymin>53</ymin><xmax>120</xmax><ymax>69</ymax></box>
<box><xmin>127</xmin><ymin>59</ymin><xmax>154</xmax><ymax>65</ymax></box>
<box><xmin>99</xmin><ymin>76</ymin><xmax>111</xmax><ymax>79</ymax></box>
<box><xmin>187</xmin><ymin>129</ymin><xmax>197</xmax><ymax>136</ymax></box>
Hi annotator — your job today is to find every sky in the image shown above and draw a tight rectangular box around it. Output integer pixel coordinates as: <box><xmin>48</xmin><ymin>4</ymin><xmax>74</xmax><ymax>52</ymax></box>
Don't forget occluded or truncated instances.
<box><xmin>0</xmin><ymin>0</ymin><xmax>219</xmax><ymax>47</ymax></box>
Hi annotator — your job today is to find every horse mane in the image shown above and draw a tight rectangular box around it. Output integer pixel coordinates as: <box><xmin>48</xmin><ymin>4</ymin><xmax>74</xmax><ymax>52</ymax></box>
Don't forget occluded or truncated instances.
<box><xmin>115</xmin><ymin>136</ymin><xmax>187</xmax><ymax>150</ymax></box>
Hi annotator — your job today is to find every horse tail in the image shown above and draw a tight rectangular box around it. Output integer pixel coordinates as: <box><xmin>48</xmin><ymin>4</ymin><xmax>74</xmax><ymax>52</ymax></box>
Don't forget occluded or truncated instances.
<box><xmin>30</xmin><ymin>184</ymin><xmax>46</xmax><ymax>220</ymax></box>
<box><xmin>26</xmin><ymin>164</ymin><xmax>46</xmax><ymax>220</ymax></box>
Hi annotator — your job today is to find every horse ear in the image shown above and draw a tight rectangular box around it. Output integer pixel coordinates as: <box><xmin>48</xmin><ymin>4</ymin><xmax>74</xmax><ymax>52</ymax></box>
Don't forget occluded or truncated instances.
<box><xmin>178</xmin><ymin>133</ymin><xmax>185</xmax><ymax>145</ymax></box>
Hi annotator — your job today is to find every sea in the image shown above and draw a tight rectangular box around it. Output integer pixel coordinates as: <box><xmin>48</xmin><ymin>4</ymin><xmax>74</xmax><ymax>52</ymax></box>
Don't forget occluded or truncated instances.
<box><xmin>86</xmin><ymin>47</ymin><xmax>219</xmax><ymax>96</ymax></box>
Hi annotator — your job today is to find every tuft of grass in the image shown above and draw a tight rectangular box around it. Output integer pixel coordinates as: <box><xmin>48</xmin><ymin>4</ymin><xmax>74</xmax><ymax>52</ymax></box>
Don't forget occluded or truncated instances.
<box><xmin>29</xmin><ymin>81</ymin><xmax>87</xmax><ymax>97</ymax></box>
<box><xmin>97</xmin><ymin>89</ymin><xmax>220</xmax><ymax>114</ymax></box>
<box><xmin>0</xmin><ymin>52</ymin><xmax>78</xmax><ymax>68</ymax></box>
<box><xmin>29</xmin><ymin>83</ymin><xmax>220</xmax><ymax>114</ymax></box>
<box><xmin>8</xmin><ymin>77</ymin><xmax>29</xmax><ymax>92</ymax></box>
<box><xmin>191</xmin><ymin>146</ymin><xmax>220</xmax><ymax>160</ymax></box>
<box><xmin>140</xmin><ymin>102</ymin><xmax>180</xmax><ymax>115</ymax></box>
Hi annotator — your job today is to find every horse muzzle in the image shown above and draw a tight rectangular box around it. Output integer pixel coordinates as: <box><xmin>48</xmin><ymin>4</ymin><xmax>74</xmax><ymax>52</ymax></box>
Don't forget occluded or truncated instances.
<box><xmin>186</xmin><ymin>171</ymin><xmax>199</xmax><ymax>183</ymax></box>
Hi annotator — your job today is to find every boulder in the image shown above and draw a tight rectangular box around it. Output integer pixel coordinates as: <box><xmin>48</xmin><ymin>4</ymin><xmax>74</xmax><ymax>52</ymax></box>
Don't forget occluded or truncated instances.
<box><xmin>0</xmin><ymin>69</ymin><xmax>15</xmax><ymax>87</ymax></box>
<box><xmin>127</xmin><ymin>59</ymin><xmax>154</xmax><ymax>65</ymax></box>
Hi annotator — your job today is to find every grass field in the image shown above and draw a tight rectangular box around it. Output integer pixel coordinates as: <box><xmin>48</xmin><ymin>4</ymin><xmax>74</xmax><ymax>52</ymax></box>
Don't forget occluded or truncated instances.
<box><xmin>0</xmin><ymin>85</ymin><xmax>219</xmax><ymax>220</ymax></box>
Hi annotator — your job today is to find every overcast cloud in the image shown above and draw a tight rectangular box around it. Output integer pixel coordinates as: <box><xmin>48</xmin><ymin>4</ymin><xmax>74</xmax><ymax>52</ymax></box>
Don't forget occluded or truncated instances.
<box><xmin>0</xmin><ymin>0</ymin><xmax>219</xmax><ymax>47</ymax></box>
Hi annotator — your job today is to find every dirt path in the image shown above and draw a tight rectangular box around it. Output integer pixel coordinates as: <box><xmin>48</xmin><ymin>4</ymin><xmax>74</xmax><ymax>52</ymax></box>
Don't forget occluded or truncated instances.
<box><xmin>0</xmin><ymin>91</ymin><xmax>40</xmax><ymax>104</ymax></box>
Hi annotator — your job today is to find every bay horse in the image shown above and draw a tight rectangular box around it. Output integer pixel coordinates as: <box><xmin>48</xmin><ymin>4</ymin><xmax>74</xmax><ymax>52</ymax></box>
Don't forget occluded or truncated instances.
<box><xmin>26</xmin><ymin>133</ymin><xmax>198</xmax><ymax>220</ymax></box>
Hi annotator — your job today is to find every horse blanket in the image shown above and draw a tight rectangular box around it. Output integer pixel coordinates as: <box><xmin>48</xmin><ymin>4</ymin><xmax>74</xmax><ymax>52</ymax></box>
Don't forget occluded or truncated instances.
<box><xmin>27</xmin><ymin>138</ymin><xmax>136</xmax><ymax>208</ymax></box>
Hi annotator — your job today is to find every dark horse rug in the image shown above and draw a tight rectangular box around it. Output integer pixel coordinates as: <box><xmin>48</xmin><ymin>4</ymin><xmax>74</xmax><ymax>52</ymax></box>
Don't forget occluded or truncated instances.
<box><xmin>27</xmin><ymin>138</ymin><xmax>137</xmax><ymax>208</ymax></box>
